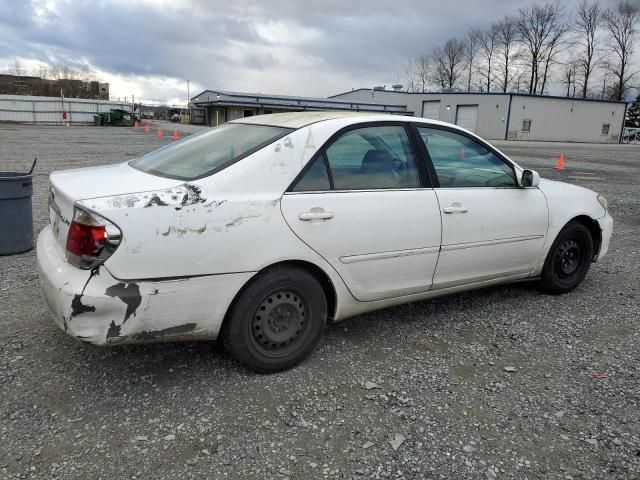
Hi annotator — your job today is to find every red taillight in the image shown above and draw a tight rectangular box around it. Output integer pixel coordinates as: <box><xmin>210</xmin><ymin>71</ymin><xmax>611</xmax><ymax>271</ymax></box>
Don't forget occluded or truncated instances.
<box><xmin>66</xmin><ymin>221</ymin><xmax>107</xmax><ymax>257</ymax></box>
<box><xmin>66</xmin><ymin>207</ymin><xmax>121</xmax><ymax>269</ymax></box>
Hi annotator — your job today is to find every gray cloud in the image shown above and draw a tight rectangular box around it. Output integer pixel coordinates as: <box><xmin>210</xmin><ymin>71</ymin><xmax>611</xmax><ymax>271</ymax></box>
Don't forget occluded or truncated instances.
<box><xmin>0</xmin><ymin>0</ymin><xmax>634</xmax><ymax>99</ymax></box>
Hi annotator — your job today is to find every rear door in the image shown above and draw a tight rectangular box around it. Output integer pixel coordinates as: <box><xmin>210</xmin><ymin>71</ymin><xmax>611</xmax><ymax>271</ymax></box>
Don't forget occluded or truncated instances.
<box><xmin>414</xmin><ymin>125</ymin><xmax>548</xmax><ymax>289</ymax></box>
<box><xmin>280</xmin><ymin>123</ymin><xmax>442</xmax><ymax>302</ymax></box>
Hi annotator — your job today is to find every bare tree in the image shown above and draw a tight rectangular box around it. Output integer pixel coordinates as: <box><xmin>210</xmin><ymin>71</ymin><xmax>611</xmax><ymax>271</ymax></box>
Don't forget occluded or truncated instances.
<box><xmin>515</xmin><ymin>3</ymin><xmax>568</xmax><ymax>95</ymax></box>
<box><xmin>48</xmin><ymin>64</ymin><xmax>62</xmax><ymax>81</ymax></box>
<box><xmin>31</xmin><ymin>63</ymin><xmax>49</xmax><ymax>79</ymax></box>
<box><xmin>478</xmin><ymin>25</ymin><xmax>499</xmax><ymax>92</ymax></box>
<box><xmin>432</xmin><ymin>38</ymin><xmax>466</xmax><ymax>90</ymax></box>
<box><xmin>603</xmin><ymin>0</ymin><xmax>639</xmax><ymax>101</ymax></box>
<box><xmin>496</xmin><ymin>16</ymin><xmax>519</xmax><ymax>93</ymax></box>
<box><xmin>405</xmin><ymin>54</ymin><xmax>431</xmax><ymax>93</ymax></box>
<box><xmin>78</xmin><ymin>64</ymin><xmax>96</xmax><ymax>83</ymax></box>
<box><xmin>464</xmin><ymin>29</ymin><xmax>481</xmax><ymax>92</ymax></box>
<box><xmin>7</xmin><ymin>58</ymin><xmax>24</xmax><ymax>76</ymax></box>
<box><xmin>47</xmin><ymin>64</ymin><xmax>82</xmax><ymax>81</ymax></box>
<box><xmin>538</xmin><ymin>6</ymin><xmax>571</xmax><ymax>95</ymax></box>
<box><xmin>404</xmin><ymin>58</ymin><xmax>419</xmax><ymax>93</ymax></box>
<box><xmin>574</xmin><ymin>0</ymin><xmax>602</xmax><ymax>98</ymax></box>
<box><xmin>562</xmin><ymin>61</ymin><xmax>579</xmax><ymax>97</ymax></box>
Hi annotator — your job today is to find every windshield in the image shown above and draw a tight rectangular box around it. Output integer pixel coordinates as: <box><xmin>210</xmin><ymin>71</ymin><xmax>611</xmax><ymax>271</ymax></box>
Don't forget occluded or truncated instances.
<box><xmin>130</xmin><ymin>123</ymin><xmax>291</xmax><ymax>180</ymax></box>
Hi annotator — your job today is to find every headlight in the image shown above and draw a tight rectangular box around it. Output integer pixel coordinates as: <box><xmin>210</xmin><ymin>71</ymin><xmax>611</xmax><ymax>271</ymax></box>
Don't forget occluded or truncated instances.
<box><xmin>597</xmin><ymin>194</ymin><xmax>608</xmax><ymax>211</ymax></box>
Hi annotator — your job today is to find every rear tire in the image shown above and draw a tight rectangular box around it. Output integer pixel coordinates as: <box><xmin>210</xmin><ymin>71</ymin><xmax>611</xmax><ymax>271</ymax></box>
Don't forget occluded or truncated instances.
<box><xmin>222</xmin><ymin>266</ymin><xmax>327</xmax><ymax>373</ymax></box>
<box><xmin>540</xmin><ymin>221</ymin><xmax>593</xmax><ymax>294</ymax></box>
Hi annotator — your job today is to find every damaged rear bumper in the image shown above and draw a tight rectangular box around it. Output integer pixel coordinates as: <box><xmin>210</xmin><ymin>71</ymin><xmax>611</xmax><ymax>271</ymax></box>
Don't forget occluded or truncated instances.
<box><xmin>36</xmin><ymin>226</ymin><xmax>254</xmax><ymax>345</ymax></box>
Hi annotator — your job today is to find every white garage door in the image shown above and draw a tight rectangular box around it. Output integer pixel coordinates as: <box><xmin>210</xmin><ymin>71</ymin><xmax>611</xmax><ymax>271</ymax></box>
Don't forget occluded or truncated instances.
<box><xmin>422</xmin><ymin>101</ymin><xmax>440</xmax><ymax>120</ymax></box>
<box><xmin>455</xmin><ymin>105</ymin><xmax>478</xmax><ymax>132</ymax></box>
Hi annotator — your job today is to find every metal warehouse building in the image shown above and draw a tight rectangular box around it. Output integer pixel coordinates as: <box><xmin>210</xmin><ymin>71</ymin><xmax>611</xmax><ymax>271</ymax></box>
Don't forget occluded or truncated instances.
<box><xmin>190</xmin><ymin>90</ymin><xmax>407</xmax><ymax>126</ymax></box>
<box><xmin>330</xmin><ymin>89</ymin><xmax>628</xmax><ymax>144</ymax></box>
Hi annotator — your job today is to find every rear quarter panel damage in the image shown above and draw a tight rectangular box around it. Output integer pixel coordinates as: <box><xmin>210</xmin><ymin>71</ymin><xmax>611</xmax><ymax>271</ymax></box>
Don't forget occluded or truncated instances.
<box><xmin>38</xmin><ymin>226</ymin><xmax>254</xmax><ymax>344</ymax></box>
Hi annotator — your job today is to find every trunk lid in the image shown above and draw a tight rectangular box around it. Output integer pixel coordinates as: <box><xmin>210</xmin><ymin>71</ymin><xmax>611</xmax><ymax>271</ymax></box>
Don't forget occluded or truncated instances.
<box><xmin>48</xmin><ymin>162</ymin><xmax>183</xmax><ymax>258</ymax></box>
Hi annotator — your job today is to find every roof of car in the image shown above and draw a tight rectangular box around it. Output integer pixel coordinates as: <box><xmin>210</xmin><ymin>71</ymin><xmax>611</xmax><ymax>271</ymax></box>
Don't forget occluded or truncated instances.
<box><xmin>230</xmin><ymin>111</ymin><xmax>405</xmax><ymax>129</ymax></box>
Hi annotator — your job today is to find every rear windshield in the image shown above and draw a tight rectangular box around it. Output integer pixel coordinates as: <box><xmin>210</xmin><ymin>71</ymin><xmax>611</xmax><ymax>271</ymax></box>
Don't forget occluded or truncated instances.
<box><xmin>130</xmin><ymin>123</ymin><xmax>291</xmax><ymax>180</ymax></box>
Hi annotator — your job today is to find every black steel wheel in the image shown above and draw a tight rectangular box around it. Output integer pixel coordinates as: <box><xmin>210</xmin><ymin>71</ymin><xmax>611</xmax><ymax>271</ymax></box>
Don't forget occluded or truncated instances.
<box><xmin>250</xmin><ymin>290</ymin><xmax>310</xmax><ymax>358</ymax></box>
<box><xmin>222</xmin><ymin>266</ymin><xmax>327</xmax><ymax>373</ymax></box>
<box><xmin>540</xmin><ymin>221</ymin><xmax>593</xmax><ymax>294</ymax></box>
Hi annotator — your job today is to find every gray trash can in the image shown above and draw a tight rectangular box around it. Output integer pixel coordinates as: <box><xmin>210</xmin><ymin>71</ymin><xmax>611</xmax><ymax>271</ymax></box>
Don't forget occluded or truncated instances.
<box><xmin>0</xmin><ymin>171</ymin><xmax>34</xmax><ymax>255</ymax></box>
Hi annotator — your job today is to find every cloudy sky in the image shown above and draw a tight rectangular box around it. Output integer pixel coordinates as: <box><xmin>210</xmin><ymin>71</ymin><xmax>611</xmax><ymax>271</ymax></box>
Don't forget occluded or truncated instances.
<box><xmin>0</xmin><ymin>0</ymin><xmax>634</xmax><ymax>104</ymax></box>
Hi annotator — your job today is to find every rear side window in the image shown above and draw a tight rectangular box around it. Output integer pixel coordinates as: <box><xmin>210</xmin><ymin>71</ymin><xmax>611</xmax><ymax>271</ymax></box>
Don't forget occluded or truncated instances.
<box><xmin>293</xmin><ymin>125</ymin><xmax>420</xmax><ymax>191</ymax></box>
<box><xmin>131</xmin><ymin>123</ymin><xmax>291</xmax><ymax>180</ymax></box>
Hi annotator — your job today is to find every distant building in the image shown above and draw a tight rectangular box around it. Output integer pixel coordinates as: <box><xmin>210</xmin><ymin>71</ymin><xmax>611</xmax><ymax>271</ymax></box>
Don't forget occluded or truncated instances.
<box><xmin>0</xmin><ymin>74</ymin><xmax>109</xmax><ymax>100</ymax></box>
<box><xmin>189</xmin><ymin>89</ymin><xmax>408</xmax><ymax>126</ymax></box>
<box><xmin>330</xmin><ymin>89</ymin><xmax>628</xmax><ymax>144</ymax></box>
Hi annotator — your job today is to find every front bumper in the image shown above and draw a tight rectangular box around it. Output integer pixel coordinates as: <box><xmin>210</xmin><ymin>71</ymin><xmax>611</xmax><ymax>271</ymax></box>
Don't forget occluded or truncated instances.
<box><xmin>37</xmin><ymin>226</ymin><xmax>254</xmax><ymax>345</ymax></box>
<box><xmin>595</xmin><ymin>211</ymin><xmax>613</xmax><ymax>261</ymax></box>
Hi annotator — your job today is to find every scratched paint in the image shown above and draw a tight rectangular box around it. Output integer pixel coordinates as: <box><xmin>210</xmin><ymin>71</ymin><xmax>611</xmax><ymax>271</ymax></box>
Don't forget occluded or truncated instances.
<box><xmin>160</xmin><ymin>225</ymin><xmax>207</xmax><ymax>236</ymax></box>
<box><xmin>91</xmin><ymin>183</ymin><xmax>215</xmax><ymax>212</ymax></box>
<box><xmin>104</xmin><ymin>282</ymin><xmax>142</xmax><ymax>322</ymax></box>
<box><xmin>69</xmin><ymin>267</ymin><xmax>101</xmax><ymax>318</ymax></box>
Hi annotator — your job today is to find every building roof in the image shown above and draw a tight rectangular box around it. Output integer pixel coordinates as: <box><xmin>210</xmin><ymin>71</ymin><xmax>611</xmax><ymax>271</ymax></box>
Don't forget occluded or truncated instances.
<box><xmin>190</xmin><ymin>89</ymin><xmax>409</xmax><ymax>113</ymax></box>
<box><xmin>329</xmin><ymin>88</ymin><xmax>629</xmax><ymax>105</ymax></box>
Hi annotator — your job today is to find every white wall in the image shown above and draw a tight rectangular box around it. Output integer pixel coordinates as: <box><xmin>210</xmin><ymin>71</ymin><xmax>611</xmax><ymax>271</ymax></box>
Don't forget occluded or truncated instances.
<box><xmin>422</xmin><ymin>94</ymin><xmax>511</xmax><ymax>140</ymax></box>
<box><xmin>0</xmin><ymin>94</ymin><xmax>132</xmax><ymax>125</ymax></box>
<box><xmin>331</xmin><ymin>90</ymin><xmax>510</xmax><ymax>139</ymax></box>
<box><xmin>331</xmin><ymin>89</ymin><xmax>628</xmax><ymax>143</ymax></box>
<box><xmin>508</xmin><ymin>95</ymin><xmax>626</xmax><ymax>143</ymax></box>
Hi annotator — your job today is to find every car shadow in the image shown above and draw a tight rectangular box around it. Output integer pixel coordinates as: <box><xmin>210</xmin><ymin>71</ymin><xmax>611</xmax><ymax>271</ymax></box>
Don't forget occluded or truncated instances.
<box><xmin>67</xmin><ymin>279</ymin><xmax>545</xmax><ymax>383</ymax></box>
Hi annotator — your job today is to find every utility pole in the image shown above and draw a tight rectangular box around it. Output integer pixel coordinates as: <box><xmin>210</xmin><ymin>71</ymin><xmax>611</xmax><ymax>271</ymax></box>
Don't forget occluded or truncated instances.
<box><xmin>186</xmin><ymin>79</ymin><xmax>190</xmax><ymax>124</ymax></box>
<box><xmin>60</xmin><ymin>88</ymin><xmax>65</xmax><ymax>126</ymax></box>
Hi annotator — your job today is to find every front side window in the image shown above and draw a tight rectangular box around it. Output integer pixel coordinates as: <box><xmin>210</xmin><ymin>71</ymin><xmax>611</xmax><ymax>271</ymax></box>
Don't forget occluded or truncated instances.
<box><xmin>131</xmin><ymin>123</ymin><xmax>290</xmax><ymax>180</ymax></box>
<box><xmin>297</xmin><ymin>125</ymin><xmax>420</xmax><ymax>191</ymax></box>
<box><xmin>417</xmin><ymin>127</ymin><xmax>516</xmax><ymax>188</ymax></box>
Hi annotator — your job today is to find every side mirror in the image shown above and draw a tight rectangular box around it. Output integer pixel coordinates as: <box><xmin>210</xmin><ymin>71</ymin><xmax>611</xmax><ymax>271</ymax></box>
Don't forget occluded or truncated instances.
<box><xmin>520</xmin><ymin>169</ymin><xmax>540</xmax><ymax>188</ymax></box>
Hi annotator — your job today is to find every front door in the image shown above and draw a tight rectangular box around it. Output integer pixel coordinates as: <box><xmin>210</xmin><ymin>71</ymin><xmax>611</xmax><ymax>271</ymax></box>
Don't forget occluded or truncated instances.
<box><xmin>281</xmin><ymin>124</ymin><xmax>442</xmax><ymax>302</ymax></box>
<box><xmin>414</xmin><ymin>125</ymin><xmax>548</xmax><ymax>289</ymax></box>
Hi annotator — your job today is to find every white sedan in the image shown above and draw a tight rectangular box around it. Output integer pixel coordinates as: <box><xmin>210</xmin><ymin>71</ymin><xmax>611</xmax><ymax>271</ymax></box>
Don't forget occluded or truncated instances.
<box><xmin>37</xmin><ymin>112</ymin><xmax>613</xmax><ymax>372</ymax></box>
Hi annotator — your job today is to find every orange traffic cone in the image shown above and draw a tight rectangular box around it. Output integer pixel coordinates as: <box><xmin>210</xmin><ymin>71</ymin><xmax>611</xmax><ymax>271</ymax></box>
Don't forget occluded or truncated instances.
<box><xmin>157</xmin><ymin>127</ymin><xmax>163</xmax><ymax>138</ymax></box>
<box><xmin>134</xmin><ymin>119</ymin><xmax>139</xmax><ymax>129</ymax></box>
<box><xmin>144</xmin><ymin>123</ymin><xmax>150</xmax><ymax>133</ymax></box>
<box><xmin>172</xmin><ymin>129</ymin><xmax>180</xmax><ymax>141</ymax></box>
<box><xmin>555</xmin><ymin>154</ymin><xmax>565</xmax><ymax>170</ymax></box>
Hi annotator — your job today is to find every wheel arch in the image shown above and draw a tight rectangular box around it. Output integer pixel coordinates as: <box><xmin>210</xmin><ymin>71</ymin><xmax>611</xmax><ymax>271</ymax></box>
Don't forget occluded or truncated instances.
<box><xmin>220</xmin><ymin>260</ymin><xmax>338</xmax><ymax>337</ymax></box>
<box><xmin>568</xmin><ymin>215</ymin><xmax>602</xmax><ymax>259</ymax></box>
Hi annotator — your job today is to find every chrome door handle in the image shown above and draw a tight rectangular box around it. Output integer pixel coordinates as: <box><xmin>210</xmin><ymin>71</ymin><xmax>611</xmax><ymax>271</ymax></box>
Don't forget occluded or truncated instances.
<box><xmin>443</xmin><ymin>204</ymin><xmax>469</xmax><ymax>214</ymax></box>
<box><xmin>299</xmin><ymin>210</ymin><xmax>334</xmax><ymax>221</ymax></box>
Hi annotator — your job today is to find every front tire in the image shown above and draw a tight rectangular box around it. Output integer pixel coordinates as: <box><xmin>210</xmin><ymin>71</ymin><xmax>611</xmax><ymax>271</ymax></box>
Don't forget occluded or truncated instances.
<box><xmin>222</xmin><ymin>266</ymin><xmax>327</xmax><ymax>373</ymax></box>
<box><xmin>540</xmin><ymin>221</ymin><xmax>594</xmax><ymax>294</ymax></box>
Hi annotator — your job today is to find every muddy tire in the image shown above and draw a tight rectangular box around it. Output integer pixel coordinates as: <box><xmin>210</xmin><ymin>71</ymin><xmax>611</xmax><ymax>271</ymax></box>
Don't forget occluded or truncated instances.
<box><xmin>222</xmin><ymin>266</ymin><xmax>327</xmax><ymax>373</ymax></box>
<box><xmin>540</xmin><ymin>221</ymin><xmax>594</xmax><ymax>294</ymax></box>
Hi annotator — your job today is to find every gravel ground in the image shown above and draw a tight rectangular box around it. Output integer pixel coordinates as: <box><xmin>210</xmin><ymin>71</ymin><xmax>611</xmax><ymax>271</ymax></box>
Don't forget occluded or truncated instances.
<box><xmin>1</xmin><ymin>124</ymin><xmax>639</xmax><ymax>480</ymax></box>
